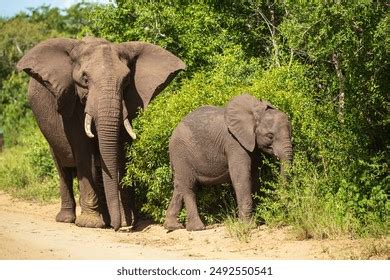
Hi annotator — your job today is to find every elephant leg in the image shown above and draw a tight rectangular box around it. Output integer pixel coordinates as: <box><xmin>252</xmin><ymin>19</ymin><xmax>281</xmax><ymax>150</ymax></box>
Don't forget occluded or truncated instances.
<box><xmin>250</xmin><ymin>157</ymin><xmax>261</xmax><ymax>193</ymax></box>
<box><xmin>117</xmin><ymin>139</ymin><xmax>138</xmax><ymax>228</ymax></box>
<box><xmin>75</xmin><ymin>179</ymin><xmax>106</xmax><ymax>228</ymax></box>
<box><xmin>229</xmin><ymin>160</ymin><xmax>253</xmax><ymax>221</ymax></box>
<box><xmin>164</xmin><ymin>189</ymin><xmax>184</xmax><ymax>230</ymax></box>
<box><xmin>75</xmin><ymin>156</ymin><xmax>107</xmax><ymax>228</ymax></box>
<box><xmin>119</xmin><ymin>187</ymin><xmax>137</xmax><ymax>228</ymax></box>
<box><xmin>178</xmin><ymin>177</ymin><xmax>205</xmax><ymax>231</ymax></box>
<box><xmin>53</xmin><ymin>153</ymin><xmax>76</xmax><ymax>223</ymax></box>
<box><xmin>93</xmin><ymin>165</ymin><xmax>110</xmax><ymax>226</ymax></box>
<box><xmin>183</xmin><ymin>191</ymin><xmax>205</xmax><ymax>231</ymax></box>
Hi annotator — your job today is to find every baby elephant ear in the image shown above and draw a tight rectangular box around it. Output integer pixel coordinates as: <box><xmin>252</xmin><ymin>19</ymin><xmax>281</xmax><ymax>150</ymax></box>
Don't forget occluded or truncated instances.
<box><xmin>253</xmin><ymin>100</ymin><xmax>274</xmax><ymax>120</ymax></box>
<box><xmin>225</xmin><ymin>94</ymin><xmax>265</xmax><ymax>152</ymax></box>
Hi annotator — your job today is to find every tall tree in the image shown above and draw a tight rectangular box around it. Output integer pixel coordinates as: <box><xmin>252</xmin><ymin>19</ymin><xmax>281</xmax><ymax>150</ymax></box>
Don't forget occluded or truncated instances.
<box><xmin>279</xmin><ymin>1</ymin><xmax>389</xmax><ymax>151</ymax></box>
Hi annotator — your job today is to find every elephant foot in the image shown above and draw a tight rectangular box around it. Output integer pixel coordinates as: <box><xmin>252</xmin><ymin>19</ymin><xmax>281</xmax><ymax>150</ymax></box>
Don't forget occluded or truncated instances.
<box><xmin>121</xmin><ymin>209</ymin><xmax>138</xmax><ymax>228</ymax></box>
<box><xmin>186</xmin><ymin>220</ymin><xmax>205</xmax><ymax>231</ymax></box>
<box><xmin>55</xmin><ymin>208</ymin><xmax>76</xmax><ymax>223</ymax></box>
<box><xmin>163</xmin><ymin>219</ymin><xmax>185</xmax><ymax>231</ymax></box>
<box><xmin>75</xmin><ymin>212</ymin><xmax>106</xmax><ymax>228</ymax></box>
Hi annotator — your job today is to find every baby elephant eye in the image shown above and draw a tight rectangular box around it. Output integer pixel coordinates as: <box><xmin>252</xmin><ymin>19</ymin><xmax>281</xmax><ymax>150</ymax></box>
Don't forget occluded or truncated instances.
<box><xmin>265</xmin><ymin>133</ymin><xmax>274</xmax><ymax>140</ymax></box>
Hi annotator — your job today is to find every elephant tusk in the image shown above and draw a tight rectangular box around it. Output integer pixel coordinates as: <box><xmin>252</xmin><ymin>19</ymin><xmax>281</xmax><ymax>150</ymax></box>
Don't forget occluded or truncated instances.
<box><xmin>84</xmin><ymin>113</ymin><xmax>95</xmax><ymax>138</ymax></box>
<box><xmin>122</xmin><ymin>99</ymin><xmax>129</xmax><ymax>120</ymax></box>
<box><xmin>124</xmin><ymin>118</ymin><xmax>136</xmax><ymax>140</ymax></box>
<box><xmin>122</xmin><ymin>100</ymin><xmax>136</xmax><ymax>139</ymax></box>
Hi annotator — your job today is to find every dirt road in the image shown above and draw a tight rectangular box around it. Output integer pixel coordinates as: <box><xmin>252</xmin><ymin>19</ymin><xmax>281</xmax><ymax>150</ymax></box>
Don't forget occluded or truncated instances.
<box><xmin>0</xmin><ymin>192</ymin><xmax>387</xmax><ymax>260</ymax></box>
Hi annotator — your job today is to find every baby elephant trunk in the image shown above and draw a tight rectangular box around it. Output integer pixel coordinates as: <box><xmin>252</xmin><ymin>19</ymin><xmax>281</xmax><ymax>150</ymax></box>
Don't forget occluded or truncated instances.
<box><xmin>278</xmin><ymin>141</ymin><xmax>293</xmax><ymax>180</ymax></box>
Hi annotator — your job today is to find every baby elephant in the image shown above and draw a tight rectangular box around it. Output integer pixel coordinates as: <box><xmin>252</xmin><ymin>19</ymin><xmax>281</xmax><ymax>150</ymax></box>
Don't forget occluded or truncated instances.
<box><xmin>164</xmin><ymin>94</ymin><xmax>292</xmax><ymax>231</ymax></box>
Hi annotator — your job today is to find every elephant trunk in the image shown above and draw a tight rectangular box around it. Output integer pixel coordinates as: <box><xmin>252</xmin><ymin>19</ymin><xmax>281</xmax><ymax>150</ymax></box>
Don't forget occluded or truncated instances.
<box><xmin>277</xmin><ymin>139</ymin><xmax>293</xmax><ymax>180</ymax></box>
<box><xmin>96</xmin><ymin>87</ymin><xmax>122</xmax><ymax>231</ymax></box>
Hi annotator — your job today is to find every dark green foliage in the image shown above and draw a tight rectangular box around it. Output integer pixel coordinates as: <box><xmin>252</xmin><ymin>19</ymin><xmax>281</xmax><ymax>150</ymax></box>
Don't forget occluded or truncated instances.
<box><xmin>279</xmin><ymin>1</ymin><xmax>390</xmax><ymax>153</ymax></box>
<box><xmin>84</xmin><ymin>0</ymin><xmax>273</xmax><ymax>74</ymax></box>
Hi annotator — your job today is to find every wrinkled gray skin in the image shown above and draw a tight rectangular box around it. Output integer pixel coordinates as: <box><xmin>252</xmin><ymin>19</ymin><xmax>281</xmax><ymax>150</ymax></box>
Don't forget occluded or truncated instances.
<box><xmin>17</xmin><ymin>37</ymin><xmax>185</xmax><ymax>230</ymax></box>
<box><xmin>164</xmin><ymin>94</ymin><xmax>292</xmax><ymax>231</ymax></box>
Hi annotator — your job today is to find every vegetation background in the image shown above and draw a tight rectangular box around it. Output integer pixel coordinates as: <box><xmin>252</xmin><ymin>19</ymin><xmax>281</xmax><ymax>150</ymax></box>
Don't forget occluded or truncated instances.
<box><xmin>0</xmin><ymin>0</ymin><xmax>388</xmax><ymax>239</ymax></box>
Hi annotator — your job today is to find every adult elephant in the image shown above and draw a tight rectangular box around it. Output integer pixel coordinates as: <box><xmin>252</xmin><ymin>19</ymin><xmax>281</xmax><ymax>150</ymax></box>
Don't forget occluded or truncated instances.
<box><xmin>17</xmin><ymin>37</ymin><xmax>185</xmax><ymax>230</ymax></box>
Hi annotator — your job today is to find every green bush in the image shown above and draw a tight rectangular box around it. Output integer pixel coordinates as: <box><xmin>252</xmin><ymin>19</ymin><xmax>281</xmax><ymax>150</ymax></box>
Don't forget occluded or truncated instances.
<box><xmin>0</xmin><ymin>129</ymin><xmax>58</xmax><ymax>202</ymax></box>
<box><xmin>26</xmin><ymin>130</ymin><xmax>57</xmax><ymax>179</ymax></box>
<box><xmin>0</xmin><ymin>72</ymin><xmax>34</xmax><ymax>147</ymax></box>
<box><xmin>248</xmin><ymin>67</ymin><xmax>388</xmax><ymax>238</ymax></box>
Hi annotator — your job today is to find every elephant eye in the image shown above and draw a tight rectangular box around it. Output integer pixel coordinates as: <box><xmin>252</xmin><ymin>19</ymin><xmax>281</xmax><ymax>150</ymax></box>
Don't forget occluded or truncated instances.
<box><xmin>78</xmin><ymin>73</ymin><xmax>89</xmax><ymax>88</ymax></box>
<box><xmin>265</xmin><ymin>133</ymin><xmax>273</xmax><ymax>140</ymax></box>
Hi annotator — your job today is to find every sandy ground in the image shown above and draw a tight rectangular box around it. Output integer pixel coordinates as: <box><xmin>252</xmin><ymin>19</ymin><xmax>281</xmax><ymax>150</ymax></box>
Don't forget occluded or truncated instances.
<box><xmin>0</xmin><ymin>191</ymin><xmax>388</xmax><ymax>260</ymax></box>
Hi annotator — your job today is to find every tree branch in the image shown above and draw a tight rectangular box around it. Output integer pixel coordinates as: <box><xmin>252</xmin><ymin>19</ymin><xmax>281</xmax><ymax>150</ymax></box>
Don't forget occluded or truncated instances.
<box><xmin>332</xmin><ymin>53</ymin><xmax>345</xmax><ymax>123</ymax></box>
<box><xmin>256</xmin><ymin>5</ymin><xmax>280</xmax><ymax>67</ymax></box>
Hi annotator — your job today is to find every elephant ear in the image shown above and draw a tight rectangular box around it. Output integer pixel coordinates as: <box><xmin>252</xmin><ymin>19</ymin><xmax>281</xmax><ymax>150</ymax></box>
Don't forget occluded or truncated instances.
<box><xmin>253</xmin><ymin>100</ymin><xmax>275</xmax><ymax>120</ymax></box>
<box><xmin>117</xmin><ymin>42</ymin><xmax>185</xmax><ymax>110</ymax></box>
<box><xmin>16</xmin><ymin>38</ymin><xmax>79</xmax><ymax>118</ymax></box>
<box><xmin>225</xmin><ymin>94</ymin><xmax>266</xmax><ymax>152</ymax></box>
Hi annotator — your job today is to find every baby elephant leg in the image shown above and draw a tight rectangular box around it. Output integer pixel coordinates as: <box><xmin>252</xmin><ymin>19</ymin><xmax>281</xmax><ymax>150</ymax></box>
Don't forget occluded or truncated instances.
<box><xmin>182</xmin><ymin>180</ymin><xmax>205</xmax><ymax>231</ymax></box>
<box><xmin>230</xmin><ymin>165</ymin><xmax>253</xmax><ymax>221</ymax></box>
<box><xmin>183</xmin><ymin>192</ymin><xmax>205</xmax><ymax>231</ymax></box>
<box><xmin>169</xmin><ymin>174</ymin><xmax>205</xmax><ymax>231</ymax></box>
<box><xmin>164</xmin><ymin>189</ymin><xmax>184</xmax><ymax>231</ymax></box>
